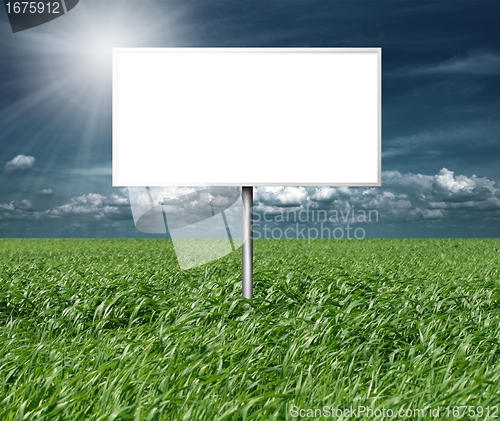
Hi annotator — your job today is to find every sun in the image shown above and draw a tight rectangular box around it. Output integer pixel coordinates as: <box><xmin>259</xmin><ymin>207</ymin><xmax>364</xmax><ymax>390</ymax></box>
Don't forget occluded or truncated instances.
<box><xmin>26</xmin><ymin>0</ymin><xmax>182</xmax><ymax>112</ymax></box>
<box><xmin>0</xmin><ymin>1</ymin><xmax>184</xmax><ymax>179</ymax></box>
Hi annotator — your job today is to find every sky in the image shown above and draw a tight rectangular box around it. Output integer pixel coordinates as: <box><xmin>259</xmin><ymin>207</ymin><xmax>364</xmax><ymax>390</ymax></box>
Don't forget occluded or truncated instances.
<box><xmin>1</xmin><ymin>1</ymin><xmax>500</xmax><ymax>238</ymax></box>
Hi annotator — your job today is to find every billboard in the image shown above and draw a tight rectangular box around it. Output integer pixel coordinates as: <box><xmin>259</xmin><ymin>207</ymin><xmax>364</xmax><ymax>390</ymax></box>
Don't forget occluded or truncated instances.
<box><xmin>113</xmin><ymin>48</ymin><xmax>381</xmax><ymax>187</ymax></box>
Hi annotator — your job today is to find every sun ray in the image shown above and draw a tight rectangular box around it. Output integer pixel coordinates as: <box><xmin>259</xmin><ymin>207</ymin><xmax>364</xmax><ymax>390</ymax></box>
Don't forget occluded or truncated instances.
<box><xmin>1</xmin><ymin>0</ymin><xmax>190</xmax><ymax>195</ymax></box>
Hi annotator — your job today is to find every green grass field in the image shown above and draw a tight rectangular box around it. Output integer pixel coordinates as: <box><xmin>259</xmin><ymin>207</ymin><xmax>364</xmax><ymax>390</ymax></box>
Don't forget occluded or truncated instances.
<box><xmin>1</xmin><ymin>238</ymin><xmax>500</xmax><ymax>420</ymax></box>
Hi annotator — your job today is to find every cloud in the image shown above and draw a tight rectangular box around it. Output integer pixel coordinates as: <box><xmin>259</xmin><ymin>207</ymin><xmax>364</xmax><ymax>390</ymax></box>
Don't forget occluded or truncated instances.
<box><xmin>431</xmin><ymin>168</ymin><xmax>493</xmax><ymax>203</ymax></box>
<box><xmin>400</xmin><ymin>52</ymin><xmax>500</xmax><ymax>76</ymax></box>
<box><xmin>4</xmin><ymin>155</ymin><xmax>36</xmax><ymax>173</ymax></box>
<box><xmin>1</xmin><ymin>169</ymin><xmax>500</xmax><ymax>236</ymax></box>
<box><xmin>253</xmin><ymin>168</ymin><xmax>500</xmax><ymax>224</ymax></box>
<box><xmin>0</xmin><ymin>202</ymin><xmax>15</xmax><ymax>211</ymax></box>
<box><xmin>18</xmin><ymin>199</ymin><xmax>32</xmax><ymax>210</ymax></box>
<box><xmin>42</xmin><ymin>193</ymin><xmax>130</xmax><ymax>220</ymax></box>
<box><xmin>0</xmin><ymin>191</ymin><xmax>131</xmax><ymax>224</ymax></box>
<box><xmin>39</xmin><ymin>189</ymin><xmax>54</xmax><ymax>195</ymax></box>
<box><xmin>257</xmin><ymin>187</ymin><xmax>309</xmax><ymax>207</ymax></box>
<box><xmin>66</xmin><ymin>166</ymin><xmax>111</xmax><ymax>176</ymax></box>
<box><xmin>0</xmin><ymin>200</ymin><xmax>33</xmax><ymax>218</ymax></box>
<box><xmin>382</xmin><ymin>121</ymin><xmax>500</xmax><ymax>165</ymax></box>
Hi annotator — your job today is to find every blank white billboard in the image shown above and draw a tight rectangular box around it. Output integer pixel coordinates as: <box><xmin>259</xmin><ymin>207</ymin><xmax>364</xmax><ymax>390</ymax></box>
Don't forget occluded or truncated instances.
<box><xmin>113</xmin><ymin>48</ymin><xmax>381</xmax><ymax>187</ymax></box>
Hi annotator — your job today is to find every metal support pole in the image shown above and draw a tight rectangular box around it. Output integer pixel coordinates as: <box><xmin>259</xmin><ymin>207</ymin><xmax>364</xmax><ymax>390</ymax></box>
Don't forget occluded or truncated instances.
<box><xmin>242</xmin><ymin>186</ymin><xmax>253</xmax><ymax>303</ymax></box>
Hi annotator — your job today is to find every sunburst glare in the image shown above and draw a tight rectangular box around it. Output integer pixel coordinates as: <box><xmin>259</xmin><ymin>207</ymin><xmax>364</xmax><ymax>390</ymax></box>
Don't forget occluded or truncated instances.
<box><xmin>0</xmin><ymin>0</ymin><xmax>185</xmax><ymax>196</ymax></box>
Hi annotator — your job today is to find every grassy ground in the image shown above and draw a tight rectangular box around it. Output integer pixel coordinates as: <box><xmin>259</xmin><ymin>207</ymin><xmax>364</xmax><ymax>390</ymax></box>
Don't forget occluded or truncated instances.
<box><xmin>1</xmin><ymin>238</ymin><xmax>500</xmax><ymax>420</ymax></box>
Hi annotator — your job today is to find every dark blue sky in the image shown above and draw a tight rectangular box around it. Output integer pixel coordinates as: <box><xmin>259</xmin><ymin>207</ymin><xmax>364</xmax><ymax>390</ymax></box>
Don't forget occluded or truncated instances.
<box><xmin>1</xmin><ymin>1</ymin><xmax>500</xmax><ymax>238</ymax></box>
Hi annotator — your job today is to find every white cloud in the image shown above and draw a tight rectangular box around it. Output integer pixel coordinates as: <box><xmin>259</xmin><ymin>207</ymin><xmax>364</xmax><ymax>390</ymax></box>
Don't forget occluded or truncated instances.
<box><xmin>253</xmin><ymin>168</ymin><xmax>500</xmax><ymax>223</ymax></box>
<box><xmin>1</xmin><ymin>170</ymin><xmax>500</xmax><ymax>230</ymax></box>
<box><xmin>391</xmin><ymin>53</ymin><xmax>500</xmax><ymax>78</ymax></box>
<box><xmin>109</xmin><ymin>191</ymin><xmax>129</xmax><ymax>206</ymax></box>
<box><xmin>0</xmin><ymin>192</ymin><xmax>130</xmax><ymax>224</ymax></box>
<box><xmin>66</xmin><ymin>166</ymin><xmax>111</xmax><ymax>176</ymax></box>
<box><xmin>257</xmin><ymin>187</ymin><xmax>309</xmax><ymax>207</ymax></box>
<box><xmin>410</xmin><ymin>52</ymin><xmax>500</xmax><ymax>76</ymax></box>
<box><xmin>0</xmin><ymin>202</ymin><xmax>15</xmax><ymax>211</ymax></box>
<box><xmin>40</xmin><ymin>189</ymin><xmax>54</xmax><ymax>195</ymax></box>
<box><xmin>18</xmin><ymin>199</ymin><xmax>33</xmax><ymax>210</ymax></box>
<box><xmin>0</xmin><ymin>200</ymin><xmax>33</xmax><ymax>219</ymax></box>
<box><xmin>44</xmin><ymin>193</ymin><xmax>123</xmax><ymax>220</ymax></box>
<box><xmin>383</xmin><ymin>123</ymin><xmax>500</xmax><ymax>158</ymax></box>
<box><xmin>4</xmin><ymin>155</ymin><xmax>36</xmax><ymax>173</ymax></box>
